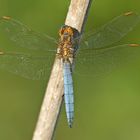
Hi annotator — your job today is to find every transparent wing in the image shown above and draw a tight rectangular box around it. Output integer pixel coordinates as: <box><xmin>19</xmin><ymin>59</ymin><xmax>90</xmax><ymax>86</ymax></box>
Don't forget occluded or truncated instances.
<box><xmin>80</xmin><ymin>12</ymin><xmax>140</xmax><ymax>49</ymax></box>
<box><xmin>74</xmin><ymin>44</ymin><xmax>140</xmax><ymax>77</ymax></box>
<box><xmin>0</xmin><ymin>16</ymin><xmax>57</xmax><ymax>51</ymax></box>
<box><xmin>0</xmin><ymin>50</ymin><xmax>55</xmax><ymax>80</ymax></box>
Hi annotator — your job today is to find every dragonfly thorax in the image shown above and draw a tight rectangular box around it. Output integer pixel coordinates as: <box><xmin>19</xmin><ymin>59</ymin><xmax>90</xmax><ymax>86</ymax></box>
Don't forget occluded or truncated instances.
<box><xmin>57</xmin><ymin>43</ymin><xmax>74</xmax><ymax>62</ymax></box>
<box><xmin>57</xmin><ymin>25</ymin><xmax>77</xmax><ymax>62</ymax></box>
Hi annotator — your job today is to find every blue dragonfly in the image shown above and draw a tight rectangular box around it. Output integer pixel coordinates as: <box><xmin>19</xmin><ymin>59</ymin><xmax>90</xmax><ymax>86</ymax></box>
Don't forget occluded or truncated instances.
<box><xmin>0</xmin><ymin>12</ymin><xmax>140</xmax><ymax>127</ymax></box>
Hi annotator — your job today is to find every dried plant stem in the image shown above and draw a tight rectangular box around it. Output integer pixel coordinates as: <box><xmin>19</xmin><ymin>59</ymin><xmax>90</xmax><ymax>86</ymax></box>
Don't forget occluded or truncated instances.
<box><xmin>32</xmin><ymin>0</ymin><xmax>92</xmax><ymax>140</ymax></box>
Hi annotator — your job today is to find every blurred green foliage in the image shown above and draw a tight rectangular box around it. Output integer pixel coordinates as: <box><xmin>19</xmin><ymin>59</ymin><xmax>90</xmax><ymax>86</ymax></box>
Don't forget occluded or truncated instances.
<box><xmin>0</xmin><ymin>0</ymin><xmax>140</xmax><ymax>140</ymax></box>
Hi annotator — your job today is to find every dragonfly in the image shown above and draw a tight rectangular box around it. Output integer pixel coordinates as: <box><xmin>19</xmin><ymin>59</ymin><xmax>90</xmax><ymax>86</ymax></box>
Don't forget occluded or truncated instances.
<box><xmin>0</xmin><ymin>11</ymin><xmax>140</xmax><ymax>127</ymax></box>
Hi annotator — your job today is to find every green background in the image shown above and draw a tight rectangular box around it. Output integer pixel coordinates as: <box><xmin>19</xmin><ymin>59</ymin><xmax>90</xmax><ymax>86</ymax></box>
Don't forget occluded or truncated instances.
<box><xmin>0</xmin><ymin>0</ymin><xmax>140</xmax><ymax>140</ymax></box>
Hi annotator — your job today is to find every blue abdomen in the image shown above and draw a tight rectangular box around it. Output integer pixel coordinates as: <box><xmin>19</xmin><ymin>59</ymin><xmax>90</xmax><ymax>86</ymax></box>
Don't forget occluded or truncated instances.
<box><xmin>63</xmin><ymin>62</ymin><xmax>74</xmax><ymax>127</ymax></box>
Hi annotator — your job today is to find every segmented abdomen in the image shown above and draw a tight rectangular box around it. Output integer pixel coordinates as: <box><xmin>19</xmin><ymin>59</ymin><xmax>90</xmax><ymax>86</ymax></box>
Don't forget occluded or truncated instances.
<box><xmin>63</xmin><ymin>62</ymin><xmax>74</xmax><ymax>127</ymax></box>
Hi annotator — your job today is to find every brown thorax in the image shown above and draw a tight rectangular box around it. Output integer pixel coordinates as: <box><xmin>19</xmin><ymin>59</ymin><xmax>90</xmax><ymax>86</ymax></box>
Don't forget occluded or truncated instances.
<box><xmin>56</xmin><ymin>25</ymin><xmax>77</xmax><ymax>62</ymax></box>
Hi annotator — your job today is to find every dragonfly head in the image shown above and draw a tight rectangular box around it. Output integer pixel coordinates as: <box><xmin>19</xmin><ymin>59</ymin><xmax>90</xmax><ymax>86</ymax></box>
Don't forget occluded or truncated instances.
<box><xmin>59</xmin><ymin>25</ymin><xmax>74</xmax><ymax>42</ymax></box>
<box><xmin>59</xmin><ymin>25</ymin><xmax>79</xmax><ymax>43</ymax></box>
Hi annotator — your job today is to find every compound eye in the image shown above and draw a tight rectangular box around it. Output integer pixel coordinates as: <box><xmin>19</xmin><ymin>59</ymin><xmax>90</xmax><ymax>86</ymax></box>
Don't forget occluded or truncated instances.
<box><xmin>59</xmin><ymin>25</ymin><xmax>68</xmax><ymax>36</ymax></box>
<box><xmin>67</xmin><ymin>27</ymin><xmax>73</xmax><ymax>36</ymax></box>
<box><xmin>59</xmin><ymin>28</ymin><xmax>64</xmax><ymax>36</ymax></box>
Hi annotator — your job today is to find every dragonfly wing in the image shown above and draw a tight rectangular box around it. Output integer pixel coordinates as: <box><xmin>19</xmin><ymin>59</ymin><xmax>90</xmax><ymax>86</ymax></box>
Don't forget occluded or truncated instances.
<box><xmin>0</xmin><ymin>16</ymin><xmax>57</xmax><ymax>51</ymax></box>
<box><xmin>80</xmin><ymin>12</ymin><xmax>140</xmax><ymax>49</ymax></box>
<box><xmin>74</xmin><ymin>44</ymin><xmax>140</xmax><ymax>77</ymax></box>
<box><xmin>0</xmin><ymin>51</ymin><xmax>55</xmax><ymax>80</ymax></box>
